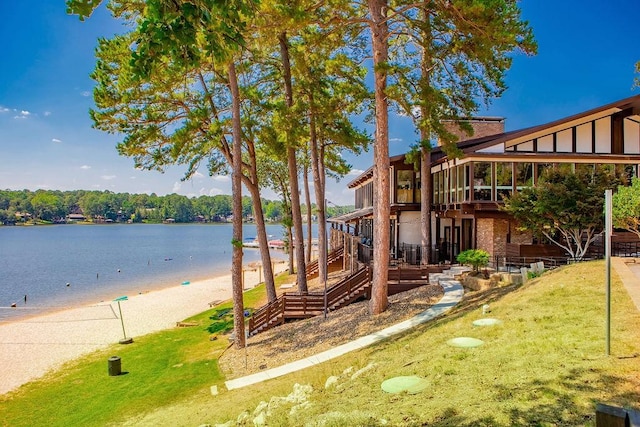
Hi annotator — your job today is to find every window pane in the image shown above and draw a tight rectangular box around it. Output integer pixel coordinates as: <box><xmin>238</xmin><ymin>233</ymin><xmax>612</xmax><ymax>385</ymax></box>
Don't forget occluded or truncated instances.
<box><xmin>496</xmin><ymin>162</ymin><xmax>513</xmax><ymax>201</ymax></box>
<box><xmin>457</xmin><ymin>165</ymin><xmax>464</xmax><ymax>202</ymax></box>
<box><xmin>515</xmin><ymin>162</ymin><xmax>533</xmax><ymax>190</ymax></box>
<box><xmin>397</xmin><ymin>170</ymin><xmax>413</xmax><ymax>203</ymax></box>
<box><xmin>473</xmin><ymin>162</ymin><xmax>492</xmax><ymax>201</ymax></box>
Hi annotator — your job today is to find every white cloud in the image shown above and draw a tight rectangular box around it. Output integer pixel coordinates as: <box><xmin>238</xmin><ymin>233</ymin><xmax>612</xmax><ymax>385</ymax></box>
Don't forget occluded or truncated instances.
<box><xmin>172</xmin><ymin>181</ymin><xmax>182</xmax><ymax>192</ymax></box>
<box><xmin>212</xmin><ymin>175</ymin><xmax>230</xmax><ymax>182</ymax></box>
<box><xmin>193</xmin><ymin>171</ymin><xmax>205</xmax><ymax>179</ymax></box>
<box><xmin>347</xmin><ymin>168</ymin><xmax>365</xmax><ymax>176</ymax></box>
<box><xmin>0</xmin><ymin>106</ymin><xmax>9</xmax><ymax>113</ymax></box>
<box><xmin>52</xmin><ymin>138</ymin><xmax>62</xmax><ymax>143</ymax></box>
<box><xmin>389</xmin><ymin>137</ymin><xmax>403</xmax><ymax>143</ymax></box>
<box><xmin>44</xmin><ymin>111</ymin><xmax>51</xmax><ymax>116</ymax></box>
<box><xmin>101</xmin><ymin>175</ymin><xmax>116</xmax><ymax>180</ymax></box>
<box><xmin>81</xmin><ymin>91</ymin><xmax>91</xmax><ymax>97</ymax></box>
<box><xmin>80</xmin><ymin>165</ymin><xmax>91</xmax><ymax>170</ymax></box>
<box><xmin>13</xmin><ymin>110</ymin><xmax>31</xmax><ymax>119</ymax></box>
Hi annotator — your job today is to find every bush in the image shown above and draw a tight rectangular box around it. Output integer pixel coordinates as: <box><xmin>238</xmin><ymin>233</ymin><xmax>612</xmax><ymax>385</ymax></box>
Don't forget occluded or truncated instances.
<box><xmin>456</xmin><ymin>249</ymin><xmax>490</xmax><ymax>272</ymax></box>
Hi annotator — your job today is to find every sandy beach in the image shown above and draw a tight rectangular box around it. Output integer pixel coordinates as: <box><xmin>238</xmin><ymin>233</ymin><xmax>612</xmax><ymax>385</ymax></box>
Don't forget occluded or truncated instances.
<box><xmin>0</xmin><ymin>261</ymin><xmax>287</xmax><ymax>395</ymax></box>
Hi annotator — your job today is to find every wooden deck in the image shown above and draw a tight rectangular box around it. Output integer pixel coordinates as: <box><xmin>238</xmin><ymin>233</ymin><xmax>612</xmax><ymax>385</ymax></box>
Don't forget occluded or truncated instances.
<box><xmin>248</xmin><ymin>264</ymin><xmax>445</xmax><ymax>337</ymax></box>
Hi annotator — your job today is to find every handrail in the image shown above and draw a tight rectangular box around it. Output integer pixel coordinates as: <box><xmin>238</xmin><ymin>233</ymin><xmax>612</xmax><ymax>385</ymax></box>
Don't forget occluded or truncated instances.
<box><xmin>305</xmin><ymin>247</ymin><xmax>344</xmax><ymax>277</ymax></box>
<box><xmin>249</xmin><ymin>264</ymin><xmax>369</xmax><ymax>336</ymax></box>
<box><xmin>249</xmin><ymin>263</ymin><xmax>436</xmax><ymax>336</ymax></box>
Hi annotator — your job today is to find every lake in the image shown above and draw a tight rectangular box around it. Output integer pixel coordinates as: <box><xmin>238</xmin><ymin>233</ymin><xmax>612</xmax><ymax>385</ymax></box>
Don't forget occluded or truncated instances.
<box><xmin>0</xmin><ymin>223</ymin><xmax>293</xmax><ymax>322</ymax></box>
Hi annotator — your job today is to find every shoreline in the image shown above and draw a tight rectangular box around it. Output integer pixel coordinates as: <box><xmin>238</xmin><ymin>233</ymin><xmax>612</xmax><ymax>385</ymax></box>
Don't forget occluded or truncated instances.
<box><xmin>0</xmin><ymin>261</ymin><xmax>288</xmax><ymax>396</ymax></box>
<box><xmin>0</xmin><ymin>252</ymin><xmax>287</xmax><ymax>324</ymax></box>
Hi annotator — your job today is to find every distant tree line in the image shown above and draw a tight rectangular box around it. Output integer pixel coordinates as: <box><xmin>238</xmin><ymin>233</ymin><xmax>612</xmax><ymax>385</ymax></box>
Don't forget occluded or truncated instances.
<box><xmin>0</xmin><ymin>189</ymin><xmax>353</xmax><ymax>225</ymax></box>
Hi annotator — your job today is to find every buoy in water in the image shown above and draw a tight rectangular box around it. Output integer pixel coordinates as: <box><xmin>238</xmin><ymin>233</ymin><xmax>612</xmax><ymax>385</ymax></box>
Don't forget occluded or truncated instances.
<box><xmin>66</xmin><ymin>282</ymin><xmax>70</xmax><ymax>287</ymax></box>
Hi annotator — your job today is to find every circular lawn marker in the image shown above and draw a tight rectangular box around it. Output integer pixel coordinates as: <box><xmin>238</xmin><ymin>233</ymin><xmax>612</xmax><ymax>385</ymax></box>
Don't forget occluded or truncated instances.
<box><xmin>381</xmin><ymin>376</ymin><xmax>429</xmax><ymax>394</ymax></box>
<box><xmin>472</xmin><ymin>318</ymin><xmax>502</xmax><ymax>327</ymax></box>
<box><xmin>447</xmin><ymin>337</ymin><xmax>484</xmax><ymax>348</ymax></box>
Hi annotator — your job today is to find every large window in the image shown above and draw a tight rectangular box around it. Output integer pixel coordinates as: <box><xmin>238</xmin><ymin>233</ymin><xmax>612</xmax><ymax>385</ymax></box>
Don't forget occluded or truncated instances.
<box><xmin>473</xmin><ymin>162</ymin><xmax>492</xmax><ymax>201</ymax></box>
<box><xmin>396</xmin><ymin>170</ymin><xmax>414</xmax><ymax>203</ymax></box>
<box><xmin>496</xmin><ymin>162</ymin><xmax>513</xmax><ymax>201</ymax></box>
<box><xmin>515</xmin><ymin>162</ymin><xmax>533</xmax><ymax>191</ymax></box>
<box><xmin>443</xmin><ymin>169</ymin><xmax>450</xmax><ymax>204</ymax></box>
<box><xmin>457</xmin><ymin>165</ymin><xmax>465</xmax><ymax>202</ymax></box>
<box><xmin>536</xmin><ymin>163</ymin><xmax>553</xmax><ymax>183</ymax></box>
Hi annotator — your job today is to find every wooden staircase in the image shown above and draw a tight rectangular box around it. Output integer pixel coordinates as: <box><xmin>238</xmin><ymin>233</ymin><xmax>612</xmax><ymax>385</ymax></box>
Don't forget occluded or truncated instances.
<box><xmin>248</xmin><ymin>265</ymin><xmax>371</xmax><ymax>337</ymax></box>
<box><xmin>304</xmin><ymin>247</ymin><xmax>344</xmax><ymax>279</ymax></box>
<box><xmin>247</xmin><ymin>263</ymin><xmax>447</xmax><ymax>337</ymax></box>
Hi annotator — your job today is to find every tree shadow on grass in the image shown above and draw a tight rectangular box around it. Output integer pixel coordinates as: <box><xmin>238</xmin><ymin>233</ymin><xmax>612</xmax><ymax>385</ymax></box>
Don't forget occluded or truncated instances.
<box><xmin>424</xmin><ymin>367</ymin><xmax>640</xmax><ymax>426</ymax></box>
<box><xmin>207</xmin><ymin>308</ymin><xmax>233</xmax><ymax>334</ymax></box>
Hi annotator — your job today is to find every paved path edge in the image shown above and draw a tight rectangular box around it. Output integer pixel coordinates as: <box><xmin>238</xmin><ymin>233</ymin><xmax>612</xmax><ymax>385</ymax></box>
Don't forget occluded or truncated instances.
<box><xmin>224</xmin><ymin>280</ymin><xmax>464</xmax><ymax>391</ymax></box>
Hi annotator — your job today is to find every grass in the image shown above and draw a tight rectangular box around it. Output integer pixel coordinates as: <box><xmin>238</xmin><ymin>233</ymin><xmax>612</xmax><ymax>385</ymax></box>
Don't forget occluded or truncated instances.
<box><xmin>1</xmin><ymin>262</ymin><xmax>640</xmax><ymax>426</ymax></box>
<box><xmin>0</xmin><ymin>281</ymin><xmax>274</xmax><ymax>427</ymax></box>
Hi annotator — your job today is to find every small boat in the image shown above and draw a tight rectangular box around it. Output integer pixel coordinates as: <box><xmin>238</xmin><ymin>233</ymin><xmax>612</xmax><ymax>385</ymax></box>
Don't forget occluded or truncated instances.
<box><xmin>268</xmin><ymin>239</ymin><xmax>286</xmax><ymax>250</ymax></box>
<box><xmin>242</xmin><ymin>237</ymin><xmax>260</xmax><ymax>248</ymax></box>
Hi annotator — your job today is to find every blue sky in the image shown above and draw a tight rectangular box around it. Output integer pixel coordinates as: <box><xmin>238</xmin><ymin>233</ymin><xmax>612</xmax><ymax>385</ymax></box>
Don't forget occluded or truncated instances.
<box><xmin>0</xmin><ymin>2</ymin><xmax>638</xmax><ymax>206</ymax></box>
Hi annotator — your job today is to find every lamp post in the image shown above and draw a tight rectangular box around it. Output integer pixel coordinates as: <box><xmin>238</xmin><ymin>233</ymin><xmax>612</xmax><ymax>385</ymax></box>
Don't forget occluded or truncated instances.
<box><xmin>113</xmin><ymin>296</ymin><xmax>133</xmax><ymax>344</ymax></box>
<box><xmin>605</xmin><ymin>189</ymin><xmax>612</xmax><ymax>356</ymax></box>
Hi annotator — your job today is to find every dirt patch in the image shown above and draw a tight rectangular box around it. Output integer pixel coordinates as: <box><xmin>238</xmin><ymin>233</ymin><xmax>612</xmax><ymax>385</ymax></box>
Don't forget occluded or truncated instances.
<box><xmin>219</xmin><ymin>283</ymin><xmax>444</xmax><ymax>378</ymax></box>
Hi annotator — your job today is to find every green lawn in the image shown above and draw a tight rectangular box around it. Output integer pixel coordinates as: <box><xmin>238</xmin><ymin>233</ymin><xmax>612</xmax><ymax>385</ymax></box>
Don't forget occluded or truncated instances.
<box><xmin>1</xmin><ymin>261</ymin><xmax>639</xmax><ymax>426</ymax></box>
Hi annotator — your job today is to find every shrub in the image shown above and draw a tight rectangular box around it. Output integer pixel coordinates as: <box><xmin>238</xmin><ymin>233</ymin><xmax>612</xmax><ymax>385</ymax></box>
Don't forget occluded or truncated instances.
<box><xmin>456</xmin><ymin>249</ymin><xmax>490</xmax><ymax>272</ymax></box>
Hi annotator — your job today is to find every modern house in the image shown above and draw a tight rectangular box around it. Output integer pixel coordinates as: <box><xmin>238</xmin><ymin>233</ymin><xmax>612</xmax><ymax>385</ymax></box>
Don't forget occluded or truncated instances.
<box><xmin>330</xmin><ymin>94</ymin><xmax>640</xmax><ymax>265</ymax></box>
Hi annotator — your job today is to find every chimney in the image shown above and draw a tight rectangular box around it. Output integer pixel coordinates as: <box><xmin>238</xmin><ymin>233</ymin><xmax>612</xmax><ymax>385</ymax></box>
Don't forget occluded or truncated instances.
<box><xmin>439</xmin><ymin>117</ymin><xmax>505</xmax><ymax>145</ymax></box>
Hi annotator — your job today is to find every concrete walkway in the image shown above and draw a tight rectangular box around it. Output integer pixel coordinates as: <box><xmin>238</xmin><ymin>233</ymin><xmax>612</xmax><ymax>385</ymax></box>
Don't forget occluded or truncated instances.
<box><xmin>225</xmin><ymin>276</ymin><xmax>465</xmax><ymax>391</ymax></box>
<box><xmin>611</xmin><ymin>257</ymin><xmax>640</xmax><ymax>312</ymax></box>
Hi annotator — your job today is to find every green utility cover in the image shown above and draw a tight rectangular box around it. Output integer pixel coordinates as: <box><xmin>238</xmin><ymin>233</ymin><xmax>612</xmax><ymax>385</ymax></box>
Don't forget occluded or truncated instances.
<box><xmin>472</xmin><ymin>318</ymin><xmax>502</xmax><ymax>326</ymax></box>
<box><xmin>381</xmin><ymin>376</ymin><xmax>429</xmax><ymax>394</ymax></box>
<box><xmin>447</xmin><ymin>337</ymin><xmax>484</xmax><ymax>348</ymax></box>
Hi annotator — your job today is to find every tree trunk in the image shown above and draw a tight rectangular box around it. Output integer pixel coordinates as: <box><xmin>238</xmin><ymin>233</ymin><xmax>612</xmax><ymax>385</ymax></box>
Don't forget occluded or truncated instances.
<box><xmin>309</xmin><ymin>95</ymin><xmax>327</xmax><ymax>283</ymax></box>
<box><xmin>420</xmin><ymin>146</ymin><xmax>432</xmax><ymax>265</ymax></box>
<box><xmin>228</xmin><ymin>62</ymin><xmax>245</xmax><ymax>349</ymax></box>
<box><xmin>368</xmin><ymin>0</ymin><xmax>390</xmax><ymax>315</ymax></box>
<box><xmin>245</xmin><ymin>180</ymin><xmax>277</xmax><ymax>302</ymax></box>
<box><xmin>279</xmin><ymin>32</ymin><xmax>308</xmax><ymax>293</ymax></box>
<box><xmin>303</xmin><ymin>162</ymin><xmax>313</xmax><ymax>263</ymax></box>
<box><xmin>420</xmin><ymin>8</ymin><xmax>433</xmax><ymax>266</ymax></box>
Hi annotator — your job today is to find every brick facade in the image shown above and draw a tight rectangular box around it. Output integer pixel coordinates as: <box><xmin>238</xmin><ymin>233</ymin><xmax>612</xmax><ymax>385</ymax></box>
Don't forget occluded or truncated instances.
<box><xmin>476</xmin><ymin>218</ymin><xmax>512</xmax><ymax>257</ymax></box>
<box><xmin>440</xmin><ymin>117</ymin><xmax>505</xmax><ymax>144</ymax></box>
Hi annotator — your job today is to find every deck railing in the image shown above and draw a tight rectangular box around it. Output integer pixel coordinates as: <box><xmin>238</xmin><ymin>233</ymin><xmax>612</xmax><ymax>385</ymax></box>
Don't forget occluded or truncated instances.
<box><xmin>248</xmin><ymin>266</ymin><xmax>371</xmax><ymax>336</ymax></box>
<box><xmin>304</xmin><ymin>247</ymin><xmax>344</xmax><ymax>278</ymax></box>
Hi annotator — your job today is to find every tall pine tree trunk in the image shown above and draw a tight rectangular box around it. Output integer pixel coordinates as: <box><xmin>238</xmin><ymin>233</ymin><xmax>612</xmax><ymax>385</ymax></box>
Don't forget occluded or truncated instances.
<box><xmin>303</xmin><ymin>162</ymin><xmax>313</xmax><ymax>263</ymax></box>
<box><xmin>420</xmin><ymin>8</ymin><xmax>433</xmax><ymax>266</ymax></box>
<box><xmin>228</xmin><ymin>62</ymin><xmax>245</xmax><ymax>348</ymax></box>
<box><xmin>245</xmin><ymin>180</ymin><xmax>277</xmax><ymax>301</ymax></box>
<box><xmin>368</xmin><ymin>0</ymin><xmax>390</xmax><ymax>314</ymax></box>
<box><xmin>309</xmin><ymin>95</ymin><xmax>327</xmax><ymax>283</ymax></box>
<box><xmin>279</xmin><ymin>32</ymin><xmax>308</xmax><ymax>293</ymax></box>
<box><xmin>420</xmin><ymin>146</ymin><xmax>432</xmax><ymax>265</ymax></box>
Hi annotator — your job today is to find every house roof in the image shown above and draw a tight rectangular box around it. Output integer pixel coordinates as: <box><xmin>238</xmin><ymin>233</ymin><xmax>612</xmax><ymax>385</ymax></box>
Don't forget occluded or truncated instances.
<box><xmin>327</xmin><ymin>207</ymin><xmax>373</xmax><ymax>224</ymax></box>
<box><xmin>347</xmin><ymin>94</ymin><xmax>640</xmax><ymax>186</ymax></box>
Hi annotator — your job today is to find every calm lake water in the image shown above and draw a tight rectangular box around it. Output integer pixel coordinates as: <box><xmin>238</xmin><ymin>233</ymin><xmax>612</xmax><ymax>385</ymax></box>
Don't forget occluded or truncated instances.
<box><xmin>0</xmin><ymin>223</ymin><xmax>291</xmax><ymax>322</ymax></box>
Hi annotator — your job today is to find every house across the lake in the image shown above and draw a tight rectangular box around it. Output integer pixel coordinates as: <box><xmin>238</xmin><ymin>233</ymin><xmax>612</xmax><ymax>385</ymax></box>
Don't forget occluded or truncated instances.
<box><xmin>330</xmin><ymin>94</ymin><xmax>640</xmax><ymax>266</ymax></box>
